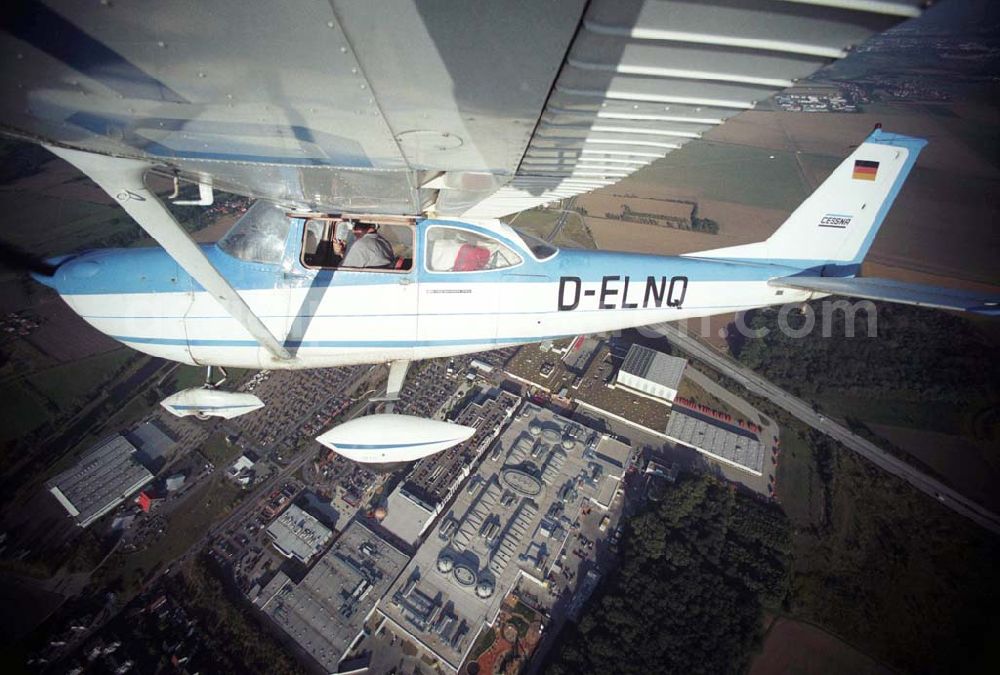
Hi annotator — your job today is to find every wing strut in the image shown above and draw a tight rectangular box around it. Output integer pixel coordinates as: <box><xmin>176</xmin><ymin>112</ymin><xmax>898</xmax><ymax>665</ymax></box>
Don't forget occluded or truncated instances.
<box><xmin>46</xmin><ymin>145</ymin><xmax>292</xmax><ymax>361</ymax></box>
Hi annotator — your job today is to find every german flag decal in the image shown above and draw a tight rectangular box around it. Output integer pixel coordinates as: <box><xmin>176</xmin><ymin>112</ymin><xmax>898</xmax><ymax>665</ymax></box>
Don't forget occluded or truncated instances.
<box><xmin>852</xmin><ymin>159</ymin><xmax>879</xmax><ymax>181</ymax></box>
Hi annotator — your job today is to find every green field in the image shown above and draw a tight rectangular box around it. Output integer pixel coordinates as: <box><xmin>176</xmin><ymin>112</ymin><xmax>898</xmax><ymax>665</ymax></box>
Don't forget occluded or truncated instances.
<box><xmin>200</xmin><ymin>432</ymin><xmax>240</xmax><ymax>466</ymax></box>
<box><xmin>166</xmin><ymin>364</ymin><xmax>210</xmax><ymax>391</ymax></box>
<box><xmin>0</xmin><ymin>381</ymin><xmax>51</xmax><ymax>443</ymax></box>
<box><xmin>620</xmin><ymin>141</ymin><xmax>811</xmax><ymax>211</ymax></box>
<box><xmin>0</xmin><ymin>192</ymin><xmax>135</xmax><ymax>257</ymax></box>
<box><xmin>0</xmin><ymin>338</ymin><xmax>53</xmax><ymax>381</ymax></box>
<box><xmin>101</xmin><ymin>477</ymin><xmax>243</xmax><ymax>596</ymax></box>
<box><xmin>774</xmin><ymin>430</ymin><xmax>826</xmax><ymax>527</ymax></box>
<box><xmin>30</xmin><ymin>348</ymin><xmax>136</xmax><ymax>410</ymax></box>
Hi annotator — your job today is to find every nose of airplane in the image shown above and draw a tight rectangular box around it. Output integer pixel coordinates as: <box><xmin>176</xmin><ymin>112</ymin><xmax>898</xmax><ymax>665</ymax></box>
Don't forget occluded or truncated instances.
<box><xmin>29</xmin><ymin>254</ymin><xmax>83</xmax><ymax>290</ymax></box>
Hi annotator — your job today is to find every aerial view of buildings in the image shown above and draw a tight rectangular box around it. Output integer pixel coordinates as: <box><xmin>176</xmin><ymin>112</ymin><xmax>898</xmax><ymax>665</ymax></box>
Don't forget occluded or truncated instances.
<box><xmin>0</xmin><ymin>3</ymin><xmax>998</xmax><ymax>675</ymax></box>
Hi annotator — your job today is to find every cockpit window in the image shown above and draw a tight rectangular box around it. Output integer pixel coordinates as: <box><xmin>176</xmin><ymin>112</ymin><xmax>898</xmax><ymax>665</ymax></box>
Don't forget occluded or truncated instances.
<box><xmin>218</xmin><ymin>201</ymin><xmax>291</xmax><ymax>264</ymax></box>
<box><xmin>425</xmin><ymin>226</ymin><xmax>522</xmax><ymax>272</ymax></box>
<box><xmin>301</xmin><ymin>220</ymin><xmax>413</xmax><ymax>271</ymax></box>
<box><xmin>513</xmin><ymin>228</ymin><xmax>558</xmax><ymax>260</ymax></box>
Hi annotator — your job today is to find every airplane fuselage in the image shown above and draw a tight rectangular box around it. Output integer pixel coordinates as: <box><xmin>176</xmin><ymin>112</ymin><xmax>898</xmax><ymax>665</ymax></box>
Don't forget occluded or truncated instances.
<box><xmin>40</xmin><ymin>217</ymin><xmax>813</xmax><ymax>369</ymax></box>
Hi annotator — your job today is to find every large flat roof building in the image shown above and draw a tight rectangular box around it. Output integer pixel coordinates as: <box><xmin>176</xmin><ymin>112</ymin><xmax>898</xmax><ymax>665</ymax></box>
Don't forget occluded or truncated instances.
<box><xmin>48</xmin><ymin>435</ymin><xmax>154</xmax><ymax>528</ymax></box>
<box><xmin>615</xmin><ymin>344</ymin><xmax>686</xmax><ymax>403</ymax></box>
<box><xmin>379</xmin><ymin>403</ymin><xmax>631</xmax><ymax>671</ymax></box>
<box><xmin>125</xmin><ymin>420</ymin><xmax>176</xmax><ymax>466</ymax></box>
<box><xmin>665</xmin><ymin>408</ymin><xmax>765</xmax><ymax>476</ymax></box>
<box><xmin>380</xmin><ymin>485</ymin><xmax>437</xmax><ymax>547</ymax></box>
<box><xmin>256</xmin><ymin>520</ymin><xmax>410</xmax><ymax>673</ymax></box>
<box><xmin>266</xmin><ymin>503</ymin><xmax>334</xmax><ymax>564</ymax></box>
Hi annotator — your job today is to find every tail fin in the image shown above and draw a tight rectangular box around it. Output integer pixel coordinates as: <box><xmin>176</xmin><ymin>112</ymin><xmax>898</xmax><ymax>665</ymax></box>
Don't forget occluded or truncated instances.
<box><xmin>686</xmin><ymin>128</ymin><xmax>927</xmax><ymax>270</ymax></box>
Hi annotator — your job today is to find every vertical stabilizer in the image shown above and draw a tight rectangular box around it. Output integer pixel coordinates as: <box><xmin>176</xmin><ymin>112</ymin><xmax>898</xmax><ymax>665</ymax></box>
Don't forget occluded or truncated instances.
<box><xmin>686</xmin><ymin>129</ymin><xmax>926</xmax><ymax>269</ymax></box>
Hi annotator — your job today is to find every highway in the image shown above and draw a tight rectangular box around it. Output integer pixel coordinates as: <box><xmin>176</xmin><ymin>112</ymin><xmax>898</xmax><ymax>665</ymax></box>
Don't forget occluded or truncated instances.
<box><xmin>544</xmin><ymin>197</ymin><xmax>578</xmax><ymax>243</ymax></box>
<box><xmin>654</xmin><ymin>322</ymin><xmax>1000</xmax><ymax>536</ymax></box>
<box><xmin>190</xmin><ymin>365</ymin><xmax>384</xmax><ymax>557</ymax></box>
<box><xmin>159</xmin><ymin>364</ymin><xmax>385</xmax><ymax>579</ymax></box>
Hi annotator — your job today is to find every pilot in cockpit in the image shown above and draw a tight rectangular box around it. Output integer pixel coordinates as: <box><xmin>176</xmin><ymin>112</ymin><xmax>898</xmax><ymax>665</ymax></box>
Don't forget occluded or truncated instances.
<box><xmin>333</xmin><ymin>221</ymin><xmax>395</xmax><ymax>268</ymax></box>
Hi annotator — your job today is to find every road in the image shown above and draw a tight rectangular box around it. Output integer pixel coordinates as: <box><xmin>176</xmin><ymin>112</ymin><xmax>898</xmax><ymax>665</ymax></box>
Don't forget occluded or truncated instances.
<box><xmin>545</xmin><ymin>197</ymin><xmax>578</xmax><ymax>243</ymax></box>
<box><xmin>194</xmin><ymin>368</ymin><xmax>382</xmax><ymax>548</ymax></box>
<box><xmin>154</xmin><ymin>364</ymin><xmax>385</xmax><ymax>580</ymax></box>
<box><xmin>654</xmin><ymin>322</ymin><xmax>1000</xmax><ymax>536</ymax></box>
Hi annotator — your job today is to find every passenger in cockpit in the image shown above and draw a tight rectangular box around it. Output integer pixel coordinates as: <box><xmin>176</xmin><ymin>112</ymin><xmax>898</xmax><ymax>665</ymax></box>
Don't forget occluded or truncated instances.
<box><xmin>333</xmin><ymin>221</ymin><xmax>395</xmax><ymax>268</ymax></box>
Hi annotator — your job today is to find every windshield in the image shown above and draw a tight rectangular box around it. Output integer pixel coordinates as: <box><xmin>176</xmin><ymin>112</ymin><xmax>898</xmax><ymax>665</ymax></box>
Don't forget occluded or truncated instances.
<box><xmin>512</xmin><ymin>228</ymin><xmax>558</xmax><ymax>260</ymax></box>
<box><xmin>217</xmin><ymin>201</ymin><xmax>291</xmax><ymax>264</ymax></box>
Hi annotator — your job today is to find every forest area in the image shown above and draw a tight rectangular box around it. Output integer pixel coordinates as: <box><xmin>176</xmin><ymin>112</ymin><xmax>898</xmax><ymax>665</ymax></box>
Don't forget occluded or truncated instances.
<box><xmin>721</xmin><ymin>301</ymin><xmax>1000</xmax><ymax>672</ymax></box>
<box><xmin>545</xmin><ymin>474</ymin><xmax>791</xmax><ymax>675</ymax></box>
<box><xmin>777</xmin><ymin>424</ymin><xmax>1000</xmax><ymax>673</ymax></box>
<box><xmin>730</xmin><ymin>302</ymin><xmax>999</xmax><ymax>434</ymax></box>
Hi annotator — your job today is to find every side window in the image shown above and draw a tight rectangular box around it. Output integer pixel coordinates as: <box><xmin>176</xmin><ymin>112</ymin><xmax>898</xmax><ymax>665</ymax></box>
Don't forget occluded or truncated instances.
<box><xmin>302</xmin><ymin>220</ymin><xmax>327</xmax><ymax>267</ymax></box>
<box><xmin>218</xmin><ymin>201</ymin><xmax>291</xmax><ymax>264</ymax></box>
<box><xmin>426</xmin><ymin>227</ymin><xmax>522</xmax><ymax>272</ymax></box>
<box><xmin>301</xmin><ymin>220</ymin><xmax>414</xmax><ymax>271</ymax></box>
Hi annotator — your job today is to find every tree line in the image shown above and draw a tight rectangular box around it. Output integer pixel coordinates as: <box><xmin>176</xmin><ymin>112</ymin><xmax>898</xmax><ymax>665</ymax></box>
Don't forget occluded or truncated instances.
<box><xmin>545</xmin><ymin>473</ymin><xmax>791</xmax><ymax>674</ymax></box>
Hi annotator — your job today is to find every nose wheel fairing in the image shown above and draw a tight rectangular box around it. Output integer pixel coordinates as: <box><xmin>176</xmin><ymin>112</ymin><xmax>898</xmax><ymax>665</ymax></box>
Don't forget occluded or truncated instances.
<box><xmin>160</xmin><ymin>388</ymin><xmax>265</xmax><ymax>419</ymax></box>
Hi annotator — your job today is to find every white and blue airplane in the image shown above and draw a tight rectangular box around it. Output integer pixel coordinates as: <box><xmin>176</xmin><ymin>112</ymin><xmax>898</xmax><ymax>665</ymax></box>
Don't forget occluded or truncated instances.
<box><xmin>3</xmin><ymin>0</ymin><xmax>995</xmax><ymax>461</ymax></box>
<box><xmin>28</xmin><ymin>130</ymin><xmax>998</xmax><ymax>461</ymax></box>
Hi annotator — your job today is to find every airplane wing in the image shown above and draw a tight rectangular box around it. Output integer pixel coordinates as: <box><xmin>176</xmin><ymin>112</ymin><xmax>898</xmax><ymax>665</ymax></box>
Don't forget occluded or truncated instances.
<box><xmin>768</xmin><ymin>276</ymin><xmax>1000</xmax><ymax>316</ymax></box>
<box><xmin>0</xmin><ymin>0</ymin><xmax>924</xmax><ymax>217</ymax></box>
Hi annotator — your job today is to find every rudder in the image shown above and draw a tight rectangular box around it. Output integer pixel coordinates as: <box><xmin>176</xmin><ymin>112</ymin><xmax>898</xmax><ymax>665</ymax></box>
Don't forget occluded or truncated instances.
<box><xmin>687</xmin><ymin>128</ymin><xmax>927</xmax><ymax>269</ymax></box>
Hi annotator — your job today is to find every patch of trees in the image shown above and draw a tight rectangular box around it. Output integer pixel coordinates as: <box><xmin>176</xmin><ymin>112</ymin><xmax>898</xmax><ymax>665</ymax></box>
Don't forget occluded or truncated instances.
<box><xmin>176</xmin><ymin>556</ymin><xmax>302</xmax><ymax>675</ymax></box>
<box><xmin>690</xmin><ymin>216</ymin><xmax>719</xmax><ymax>234</ymax></box>
<box><xmin>545</xmin><ymin>473</ymin><xmax>791</xmax><ymax>675</ymax></box>
<box><xmin>732</xmin><ymin>302</ymin><xmax>998</xmax><ymax>405</ymax></box>
<box><xmin>789</xmin><ymin>444</ymin><xmax>1000</xmax><ymax>674</ymax></box>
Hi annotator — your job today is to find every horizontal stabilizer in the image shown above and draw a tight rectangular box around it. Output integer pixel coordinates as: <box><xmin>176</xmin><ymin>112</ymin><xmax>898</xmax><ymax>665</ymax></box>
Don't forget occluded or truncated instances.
<box><xmin>768</xmin><ymin>277</ymin><xmax>1000</xmax><ymax>316</ymax></box>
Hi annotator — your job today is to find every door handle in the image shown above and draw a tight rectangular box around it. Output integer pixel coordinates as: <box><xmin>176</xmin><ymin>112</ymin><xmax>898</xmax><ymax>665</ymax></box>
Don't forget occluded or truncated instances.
<box><xmin>398</xmin><ymin>277</ymin><xmax>413</xmax><ymax>286</ymax></box>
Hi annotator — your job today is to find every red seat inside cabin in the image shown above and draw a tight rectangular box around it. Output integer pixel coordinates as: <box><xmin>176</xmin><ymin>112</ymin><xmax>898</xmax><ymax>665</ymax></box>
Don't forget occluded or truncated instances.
<box><xmin>453</xmin><ymin>244</ymin><xmax>490</xmax><ymax>271</ymax></box>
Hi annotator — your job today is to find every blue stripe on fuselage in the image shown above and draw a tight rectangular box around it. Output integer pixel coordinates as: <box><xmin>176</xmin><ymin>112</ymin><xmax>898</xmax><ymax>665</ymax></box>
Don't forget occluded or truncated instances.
<box><xmin>112</xmin><ymin>335</ymin><xmax>563</xmax><ymax>348</ymax></box>
<box><xmin>46</xmin><ymin>243</ymin><xmax>807</xmax><ymax>297</ymax></box>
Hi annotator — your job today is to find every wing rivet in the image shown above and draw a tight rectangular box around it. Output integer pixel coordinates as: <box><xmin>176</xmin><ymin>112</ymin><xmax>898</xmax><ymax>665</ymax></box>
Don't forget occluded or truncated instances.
<box><xmin>327</xmin><ymin>21</ymin><xmax>335</xmax><ymax>28</ymax></box>
<box><xmin>198</xmin><ymin>72</ymin><xmax>206</xmax><ymax>78</ymax></box>
<box><xmin>157</xmin><ymin>41</ymin><xmax>166</xmax><ymax>48</ymax></box>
